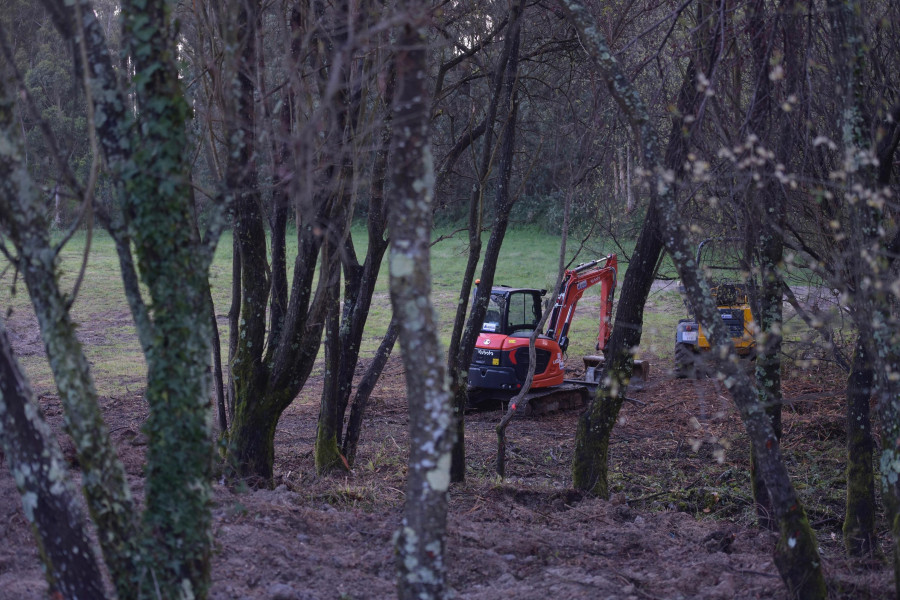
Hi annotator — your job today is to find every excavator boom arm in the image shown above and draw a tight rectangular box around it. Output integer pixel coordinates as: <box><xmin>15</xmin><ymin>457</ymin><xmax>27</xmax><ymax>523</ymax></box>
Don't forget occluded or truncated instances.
<box><xmin>545</xmin><ymin>254</ymin><xmax>617</xmax><ymax>353</ymax></box>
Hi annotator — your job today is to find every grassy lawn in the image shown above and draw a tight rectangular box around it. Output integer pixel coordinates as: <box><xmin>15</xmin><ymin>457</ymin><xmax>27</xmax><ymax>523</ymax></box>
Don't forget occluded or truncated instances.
<box><xmin>0</xmin><ymin>223</ymin><xmax>736</xmax><ymax>396</ymax></box>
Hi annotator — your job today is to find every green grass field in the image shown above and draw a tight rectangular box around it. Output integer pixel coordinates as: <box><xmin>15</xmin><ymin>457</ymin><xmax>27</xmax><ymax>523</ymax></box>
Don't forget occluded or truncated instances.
<box><xmin>0</xmin><ymin>224</ymin><xmax>710</xmax><ymax>397</ymax></box>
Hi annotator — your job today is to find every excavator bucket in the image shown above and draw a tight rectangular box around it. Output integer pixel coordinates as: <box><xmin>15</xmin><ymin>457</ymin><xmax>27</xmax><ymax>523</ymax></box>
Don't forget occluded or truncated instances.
<box><xmin>631</xmin><ymin>359</ymin><xmax>651</xmax><ymax>383</ymax></box>
<box><xmin>582</xmin><ymin>355</ymin><xmax>650</xmax><ymax>385</ymax></box>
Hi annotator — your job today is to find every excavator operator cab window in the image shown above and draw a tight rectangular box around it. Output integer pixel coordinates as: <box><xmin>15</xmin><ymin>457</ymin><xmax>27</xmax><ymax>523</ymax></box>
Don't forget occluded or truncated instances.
<box><xmin>505</xmin><ymin>291</ymin><xmax>542</xmax><ymax>334</ymax></box>
<box><xmin>481</xmin><ymin>294</ymin><xmax>504</xmax><ymax>333</ymax></box>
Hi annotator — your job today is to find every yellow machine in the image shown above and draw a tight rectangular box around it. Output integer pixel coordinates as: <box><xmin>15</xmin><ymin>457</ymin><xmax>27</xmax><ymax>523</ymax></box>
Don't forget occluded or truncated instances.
<box><xmin>674</xmin><ymin>240</ymin><xmax>756</xmax><ymax>378</ymax></box>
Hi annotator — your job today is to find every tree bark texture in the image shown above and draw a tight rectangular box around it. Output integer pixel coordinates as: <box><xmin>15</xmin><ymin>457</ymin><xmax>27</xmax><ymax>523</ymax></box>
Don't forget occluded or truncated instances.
<box><xmin>9</xmin><ymin>1</ymin><xmax>219</xmax><ymax>596</ymax></box>
<box><xmin>744</xmin><ymin>0</ymin><xmax>784</xmax><ymax>532</ymax></box>
<box><xmin>843</xmin><ymin>338</ymin><xmax>877</xmax><ymax>555</ymax></box>
<box><xmin>388</xmin><ymin>15</ymin><xmax>455</xmax><ymax>600</ymax></box>
<box><xmin>560</xmin><ymin>2</ymin><xmax>826</xmax><ymax>597</ymax></box>
<box><xmin>825</xmin><ymin>0</ymin><xmax>890</xmax><ymax>569</ymax></box>
<box><xmin>343</xmin><ymin>317</ymin><xmax>399</xmax><ymax>467</ymax></box>
<box><xmin>569</xmin><ymin>1</ymin><xmax>715</xmax><ymax>497</ymax></box>
<box><xmin>315</xmin><ymin>247</ymin><xmax>348</xmax><ymax>473</ymax></box>
<box><xmin>120</xmin><ymin>1</ymin><xmax>217</xmax><ymax>596</ymax></box>
<box><xmin>0</xmin><ymin>68</ymin><xmax>140</xmax><ymax>599</ymax></box>
<box><xmin>0</xmin><ymin>320</ymin><xmax>107</xmax><ymax>600</ymax></box>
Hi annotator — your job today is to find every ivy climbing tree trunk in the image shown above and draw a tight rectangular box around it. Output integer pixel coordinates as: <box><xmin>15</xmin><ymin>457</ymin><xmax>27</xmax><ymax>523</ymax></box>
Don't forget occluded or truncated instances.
<box><xmin>388</xmin><ymin>10</ymin><xmax>455</xmax><ymax>599</ymax></box>
<box><xmin>16</xmin><ymin>0</ymin><xmax>223</xmax><ymax>597</ymax></box>
<box><xmin>120</xmin><ymin>1</ymin><xmax>217</xmax><ymax>595</ymax></box>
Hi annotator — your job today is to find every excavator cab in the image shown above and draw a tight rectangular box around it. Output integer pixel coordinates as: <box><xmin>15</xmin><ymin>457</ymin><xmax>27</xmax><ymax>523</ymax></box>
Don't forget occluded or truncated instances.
<box><xmin>480</xmin><ymin>289</ymin><xmax>544</xmax><ymax>336</ymax></box>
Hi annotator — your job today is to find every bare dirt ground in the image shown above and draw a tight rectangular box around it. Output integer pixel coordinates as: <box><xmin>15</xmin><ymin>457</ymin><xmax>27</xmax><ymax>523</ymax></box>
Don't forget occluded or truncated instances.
<box><xmin>0</xmin><ymin>317</ymin><xmax>894</xmax><ymax>599</ymax></box>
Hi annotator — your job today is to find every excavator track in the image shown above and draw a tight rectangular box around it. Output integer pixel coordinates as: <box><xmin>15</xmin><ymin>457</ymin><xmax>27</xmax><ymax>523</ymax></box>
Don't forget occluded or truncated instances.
<box><xmin>466</xmin><ymin>381</ymin><xmax>593</xmax><ymax>417</ymax></box>
<box><xmin>512</xmin><ymin>383</ymin><xmax>590</xmax><ymax>416</ymax></box>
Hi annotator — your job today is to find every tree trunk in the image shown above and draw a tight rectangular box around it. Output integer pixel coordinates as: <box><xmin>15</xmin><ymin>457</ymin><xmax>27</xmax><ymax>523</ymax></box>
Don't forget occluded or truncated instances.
<box><xmin>570</xmin><ymin>5</ymin><xmax>713</xmax><ymax>496</ymax></box>
<box><xmin>447</xmin><ymin>0</ymin><xmax>525</xmax><ymax>483</ymax></box>
<box><xmin>745</xmin><ymin>0</ymin><xmax>783</xmax><ymax>532</ymax></box>
<box><xmin>571</xmin><ymin>203</ymin><xmax>663</xmax><ymax>495</ymax></box>
<box><xmin>318</xmin><ymin>40</ymin><xmax>393</xmax><ymax>473</ymax></box>
<box><xmin>0</xmin><ymin>321</ymin><xmax>107</xmax><ymax>600</ymax></box>
<box><xmin>338</xmin><ymin>68</ymin><xmax>394</xmax><ymax>465</ymax></box>
<box><xmin>0</xmin><ymin>69</ymin><xmax>140</xmax><ymax>599</ymax></box>
<box><xmin>560</xmin><ymin>2</ymin><xmax>826</xmax><ymax>596</ymax></box>
<box><xmin>220</xmin><ymin>0</ymin><xmax>337</xmax><ymax>486</ymax></box>
<box><xmin>824</xmin><ymin>0</ymin><xmax>888</xmax><ymax>569</ymax></box>
<box><xmin>843</xmin><ymin>337</ymin><xmax>877</xmax><ymax>555</ymax></box>
<box><xmin>121</xmin><ymin>3</ymin><xmax>217</xmax><ymax>595</ymax></box>
<box><xmin>625</xmin><ymin>144</ymin><xmax>634</xmax><ymax>214</ymax></box>
<box><xmin>389</xmin><ymin>11</ymin><xmax>454</xmax><ymax>599</ymax></box>
<box><xmin>316</xmin><ymin>244</ymin><xmax>348</xmax><ymax>473</ymax></box>
<box><xmin>498</xmin><ymin>182</ymin><xmax>573</xmax><ymax>479</ymax></box>
<box><xmin>343</xmin><ymin>318</ymin><xmax>399</xmax><ymax>467</ymax></box>
<box><xmin>227</xmin><ymin>230</ymin><xmax>241</xmax><ymax>424</ymax></box>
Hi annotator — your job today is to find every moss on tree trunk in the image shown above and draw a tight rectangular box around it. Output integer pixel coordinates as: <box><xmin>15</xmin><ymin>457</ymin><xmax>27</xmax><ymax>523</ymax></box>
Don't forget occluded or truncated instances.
<box><xmin>773</xmin><ymin>508</ymin><xmax>828</xmax><ymax>599</ymax></box>
<box><xmin>843</xmin><ymin>338</ymin><xmax>876</xmax><ymax>555</ymax></box>
<box><xmin>572</xmin><ymin>387</ymin><xmax>622</xmax><ymax>497</ymax></box>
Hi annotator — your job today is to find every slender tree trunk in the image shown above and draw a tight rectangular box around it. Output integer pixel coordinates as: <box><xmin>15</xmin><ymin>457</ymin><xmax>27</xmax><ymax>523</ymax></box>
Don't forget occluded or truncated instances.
<box><xmin>625</xmin><ymin>144</ymin><xmax>634</xmax><ymax>214</ymax></box>
<box><xmin>560</xmin><ymin>2</ymin><xmax>826</xmax><ymax>596</ymax></box>
<box><xmin>388</xmin><ymin>10</ymin><xmax>454</xmax><ymax>599</ymax></box>
<box><xmin>825</xmin><ymin>0</ymin><xmax>888</xmax><ymax>569</ymax></box>
<box><xmin>338</xmin><ymin>63</ymin><xmax>394</xmax><ymax>465</ymax></box>
<box><xmin>210</xmin><ymin>286</ymin><xmax>227</xmax><ymax>433</ymax></box>
<box><xmin>447</xmin><ymin>0</ymin><xmax>525</xmax><ymax>483</ymax></box>
<box><xmin>0</xmin><ymin>321</ymin><xmax>107</xmax><ymax>600</ymax></box>
<box><xmin>227</xmin><ymin>230</ymin><xmax>241</xmax><ymax>424</ymax></box>
<box><xmin>0</xmin><ymin>70</ymin><xmax>139</xmax><ymax>599</ymax></box>
<box><xmin>745</xmin><ymin>0</ymin><xmax>783</xmax><ymax>532</ymax></box>
<box><xmin>570</xmin><ymin>13</ymin><xmax>711</xmax><ymax>497</ymax></box>
<box><xmin>498</xmin><ymin>184</ymin><xmax>573</xmax><ymax>478</ymax></box>
<box><xmin>343</xmin><ymin>318</ymin><xmax>399</xmax><ymax>467</ymax></box>
<box><xmin>268</xmin><ymin>100</ymin><xmax>290</xmax><ymax>349</ymax></box>
<box><xmin>316</xmin><ymin>246</ymin><xmax>348</xmax><ymax>473</ymax></box>
<box><xmin>571</xmin><ymin>202</ymin><xmax>663</xmax><ymax>495</ymax></box>
<box><xmin>844</xmin><ymin>337</ymin><xmax>877</xmax><ymax>555</ymax></box>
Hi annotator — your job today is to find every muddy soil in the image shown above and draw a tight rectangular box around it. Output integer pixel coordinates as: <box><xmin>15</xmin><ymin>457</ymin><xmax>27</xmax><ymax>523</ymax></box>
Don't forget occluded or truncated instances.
<box><xmin>0</xmin><ymin>333</ymin><xmax>893</xmax><ymax>599</ymax></box>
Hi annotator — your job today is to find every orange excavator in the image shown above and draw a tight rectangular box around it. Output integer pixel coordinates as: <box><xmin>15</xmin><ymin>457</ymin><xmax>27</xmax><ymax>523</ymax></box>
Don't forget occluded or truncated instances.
<box><xmin>467</xmin><ymin>254</ymin><xmax>648</xmax><ymax>415</ymax></box>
